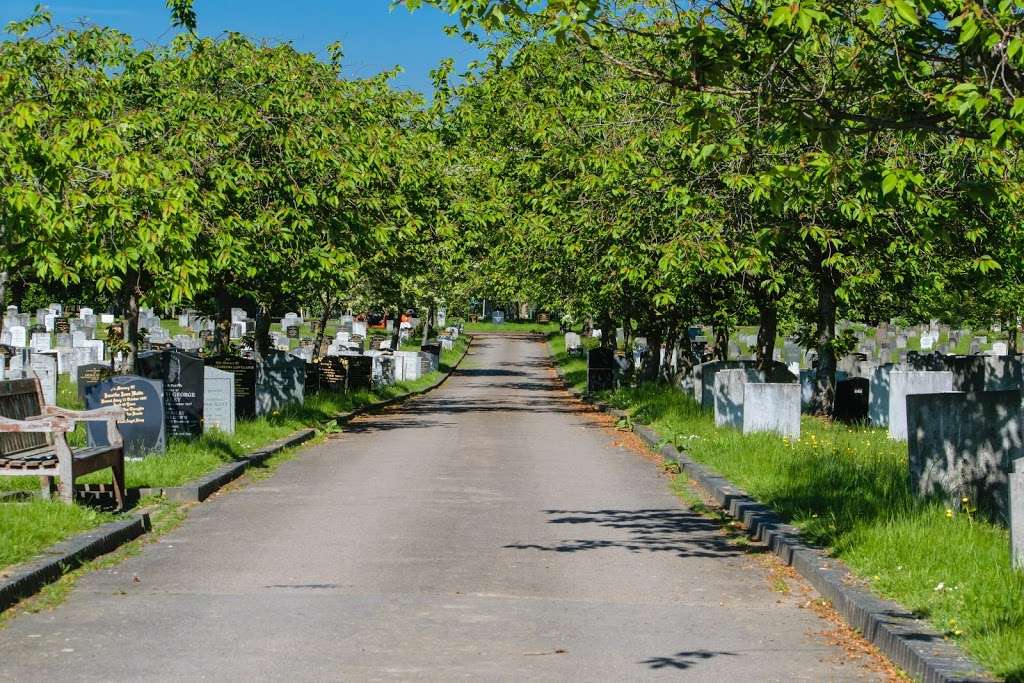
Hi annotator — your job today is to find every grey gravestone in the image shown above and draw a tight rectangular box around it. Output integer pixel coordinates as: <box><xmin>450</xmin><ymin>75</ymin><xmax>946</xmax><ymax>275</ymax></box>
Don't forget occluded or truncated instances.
<box><xmin>77</xmin><ymin>363</ymin><xmax>114</xmax><ymax>401</ymax></box>
<box><xmin>206</xmin><ymin>354</ymin><xmax>257</xmax><ymax>419</ymax></box>
<box><xmin>86</xmin><ymin>376</ymin><xmax>165</xmax><ymax>458</ymax></box>
<box><xmin>587</xmin><ymin>348</ymin><xmax>615</xmax><ymax>393</ymax></box>
<box><xmin>256</xmin><ymin>350</ymin><xmax>304</xmax><ymax>415</ymax></box>
<box><xmin>743</xmin><ymin>383</ymin><xmax>801</xmax><ymax>439</ymax></box>
<box><xmin>888</xmin><ymin>370</ymin><xmax>955</xmax><ymax>441</ymax></box>
<box><xmin>136</xmin><ymin>349</ymin><xmax>205</xmax><ymax>439</ymax></box>
<box><xmin>944</xmin><ymin>355</ymin><xmax>1021</xmax><ymax>392</ymax></box>
<box><xmin>203</xmin><ymin>366</ymin><xmax>235</xmax><ymax>435</ymax></box>
<box><xmin>29</xmin><ymin>352</ymin><xmax>58</xmax><ymax>406</ymax></box>
<box><xmin>714</xmin><ymin>368</ymin><xmax>762</xmax><ymax>429</ymax></box>
<box><xmin>907</xmin><ymin>389</ymin><xmax>1023</xmax><ymax>522</ymax></box>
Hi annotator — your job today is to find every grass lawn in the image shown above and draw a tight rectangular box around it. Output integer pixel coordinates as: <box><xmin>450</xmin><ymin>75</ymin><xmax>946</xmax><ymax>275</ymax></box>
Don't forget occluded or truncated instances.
<box><xmin>548</xmin><ymin>334</ymin><xmax>1024</xmax><ymax>681</ymax></box>
<box><xmin>0</xmin><ymin>336</ymin><xmax>469</xmax><ymax>572</ymax></box>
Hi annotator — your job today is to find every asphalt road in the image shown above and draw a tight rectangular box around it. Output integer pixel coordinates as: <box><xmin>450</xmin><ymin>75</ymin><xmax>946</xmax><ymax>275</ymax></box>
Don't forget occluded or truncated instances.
<box><xmin>0</xmin><ymin>335</ymin><xmax>881</xmax><ymax>681</ymax></box>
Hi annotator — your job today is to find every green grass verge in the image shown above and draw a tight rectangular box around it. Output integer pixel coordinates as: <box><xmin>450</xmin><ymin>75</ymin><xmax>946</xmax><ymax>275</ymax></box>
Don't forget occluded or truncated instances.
<box><xmin>0</xmin><ymin>501</ymin><xmax>115</xmax><ymax>569</ymax></box>
<box><xmin>579</xmin><ymin>374</ymin><xmax>1023</xmax><ymax>680</ymax></box>
<box><xmin>0</xmin><ymin>336</ymin><xmax>469</xmax><ymax>572</ymax></box>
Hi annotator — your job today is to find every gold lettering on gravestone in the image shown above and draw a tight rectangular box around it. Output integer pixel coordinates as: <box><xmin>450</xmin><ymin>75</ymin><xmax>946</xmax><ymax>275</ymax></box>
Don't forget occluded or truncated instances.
<box><xmin>99</xmin><ymin>385</ymin><xmax>147</xmax><ymax>425</ymax></box>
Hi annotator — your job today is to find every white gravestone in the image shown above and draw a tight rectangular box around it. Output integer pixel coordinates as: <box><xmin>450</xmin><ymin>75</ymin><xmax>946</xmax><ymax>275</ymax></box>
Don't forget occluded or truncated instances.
<box><xmin>31</xmin><ymin>333</ymin><xmax>51</xmax><ymax>353</ymax></box>
<box><xmin>79</xmin><ymin>307</ymin><xmax>93</xmax><ymax>319</ymax></box>
<box><xmin>29</xmin><ymin>352</ymin><xmax>58</xmax><ymax>405</ymax></box>
<box><xmin>100</xmin><ymin>313</ymin><xmax>115</xmax><ymax>324</ymax></box>
<box><xmin>44</xmin><ymin>313</ymin><xmax>56</xmax><ymax>332</ymax></box>
<box><xmin>992</xmin><ymin>342</ymin><xmax>1009</xmax><ymax>356</ymax></box>
<box><xmin>9</xmin><ymin>326</ymin><xmax>26</xmax><ymax>348</ymax></box>
<box><xmin>352</xmin><ymin>321</ymin><xmax>368</xmax><ymax>338</ymax></box>
<box><xmin>203</xmin><ymin>366</ymin><xmax>236</xmax><ymax>435</ymax></box>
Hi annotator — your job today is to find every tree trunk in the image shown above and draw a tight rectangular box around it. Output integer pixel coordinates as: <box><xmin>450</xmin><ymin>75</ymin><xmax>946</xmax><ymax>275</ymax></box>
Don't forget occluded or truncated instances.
<box><xmin>599</xmin><ymin>311</ymin><xmax>615</xmax><ymax>349</ymax></box>
<box><xmin>124</xmin><ymin>285</ymin><xmax>140</xmax><ymax>374</ymax></box>
<box><xmin>713</xmin><ymin>325</ymin><xmax>729</xmax><ymax>361</ymax></box>
<box><xmin>0</xmin><ymin>270</ymin><xmax>7</xmax><ymax>337</ymax></box>
<box><xmin>1008</xmin><ymin>316</ymin><xmax>1018</xmax><ymax>355</ymax></box>
<box><xmin>254</xmin><ymin>305</ymin><xmax>272</xmax><ymax>357</ymax></box>
<box><xmin>814</xmin><ymin>269</ymin><xmax>838</xmax><ymax>416</ymax></box>
<box><xmin>755</xmin><ymin>301</ymin><xmax>778</xmax><ymax>372</ymax></box>
<box><xmin>421</xmin><ymin>304</ymin><xmax>434</xmax><ymax>348</ymax></box>
<box><xmin>214</xmin><ymin>289</ymin><xmax>232</xmax><ymax>355</ymax></box>
<box><xmin>314</xmin><ymin>294</ymin><xmax>335</xmax><ymax>359</ymax></box>
<box><xmin>390</xmin><ymin>306</ymin><xmax>403</xmax><ymax>351</ymax></box>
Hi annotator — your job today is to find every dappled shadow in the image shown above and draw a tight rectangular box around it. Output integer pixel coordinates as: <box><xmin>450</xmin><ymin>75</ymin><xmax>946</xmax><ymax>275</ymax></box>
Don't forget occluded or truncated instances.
<box><xmin>640</xmin><ymin>649</ymin><xmax>737</xmax><ymax>670</ymax></box>
<box><xmin>504</xmin><ymin>508</ymin><xmax>762</xmax><ymax>559</ymax></box>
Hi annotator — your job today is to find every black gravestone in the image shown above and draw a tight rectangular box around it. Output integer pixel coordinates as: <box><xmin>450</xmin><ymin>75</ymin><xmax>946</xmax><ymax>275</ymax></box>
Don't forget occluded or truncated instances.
<box><xmin>286</xmin><ymin>325</ymin><xmax>300</xmax><ymax>339</ymax></box>
<box><xmin>318</xmin><ymin>356</ymin><xmax>348</xmax><ymax>393</ymax></box>
<box><xmin>340</xmin><ymin>356</ymin><xmax>372</xmax><ymax>391</ymax></box>
<box><xmin>834</xmin><ymin>377</ymin><xmax>870</xmax><ymax>422</ymax></box>
<box><xmin>85</xmin><ymin>376</ymin><xmax>165</xmax><ymax>458</ymax></box>
<box><xmin>29</xmin><ymin>324</ymin><xmax>46</xmax><ymax>335</ymax></box>
<box><xmin>304</xmin><ymin>362</ymin><xmax>321</xmax><ymax>394</ymax></box>
<box><xmin>421</xmin><ymin>343</ymin><xmax>442</xmax><ymax>358</ymax></box>
<box><xmin>77</xmin><ymin>363</ymin><xmax>114</xmax><ymax>401</ymax></box>
<box><xmin>54</xmin><ymin>317</ymin><xmax>70</xmax><ymax>334</ymax></box>
<box><xmin>587</xmin><ymin>348</ymin><xmax>616</xmax><ymax>393</ymax></box>
<box><xmin>205</xmin><ymin>354</ymin><xmax>257</xmax><ymax>419</ymax></box>
<box><xmin>136</xmin><ymin>349</ymin><xmax>205</xmax><ymax>439</ymax></box>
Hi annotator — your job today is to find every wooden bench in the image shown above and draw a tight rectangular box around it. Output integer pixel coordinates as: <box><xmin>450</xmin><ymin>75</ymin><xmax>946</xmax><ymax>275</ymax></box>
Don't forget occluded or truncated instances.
<box><xmin>0</xmin><ymin>376</ymin><xmax>127</xmax><ymax>508</ymax></box>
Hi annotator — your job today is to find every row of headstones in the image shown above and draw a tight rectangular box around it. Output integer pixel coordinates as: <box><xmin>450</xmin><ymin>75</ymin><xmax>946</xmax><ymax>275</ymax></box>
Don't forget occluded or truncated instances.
<box><xmin>696</xmin><ymin>357</ymin><xmax>1024</xmax><ymax>567</ymax></box>
<box><xmin>83</xmin><ymin>340</ymin><xmax>448</xmax><ymax>459</ymax></box>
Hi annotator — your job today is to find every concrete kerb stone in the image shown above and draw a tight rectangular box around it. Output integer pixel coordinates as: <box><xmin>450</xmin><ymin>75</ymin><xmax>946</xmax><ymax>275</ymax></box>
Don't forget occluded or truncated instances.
<box><xmin>0</xmin><ymin>514</ymin><xmax>150</xmax><ymax>613</ymax></box>
<box><xmin>545</xmin><ymin>345</ymin><xmax>996</xmax><ymax>682</ymax></box>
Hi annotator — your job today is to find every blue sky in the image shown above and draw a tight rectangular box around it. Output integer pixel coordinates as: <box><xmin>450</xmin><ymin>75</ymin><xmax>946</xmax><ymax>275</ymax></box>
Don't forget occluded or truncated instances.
<box><xmin>2</xmin><ymin>1</ymin><xmax>482</xmax><ymax>94</ymax></box>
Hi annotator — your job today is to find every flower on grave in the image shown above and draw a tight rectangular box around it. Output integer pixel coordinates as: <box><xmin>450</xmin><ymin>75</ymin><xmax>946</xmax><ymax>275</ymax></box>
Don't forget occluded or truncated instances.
<box><xmin>945</xmin><ymin>508</ymin><xmax>954</xmax><ymax>518</ymax></box>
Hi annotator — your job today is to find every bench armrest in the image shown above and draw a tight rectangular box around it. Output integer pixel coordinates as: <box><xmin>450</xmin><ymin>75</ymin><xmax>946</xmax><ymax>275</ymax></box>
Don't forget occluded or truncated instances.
<box><xmin>43</xmin><ymin>406</ymin><xmax>127</xmax><ymax>422</ymax></box>
<box><xmin>0</xmin><ymin>414</ymin><xmax>72</xmax><ymax>433</ymax></box>
<box><xmin>42</xmin><ymin>406</ymin><xmax>125</xmax><ymax>449</ymax></box>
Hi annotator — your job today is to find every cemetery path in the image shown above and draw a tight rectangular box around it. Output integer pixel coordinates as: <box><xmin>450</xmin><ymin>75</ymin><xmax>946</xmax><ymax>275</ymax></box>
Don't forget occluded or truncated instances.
<box><xmin>0</xmin><ymin>335</ymin><xmax>883</xmax><ymax>681</ymax></box>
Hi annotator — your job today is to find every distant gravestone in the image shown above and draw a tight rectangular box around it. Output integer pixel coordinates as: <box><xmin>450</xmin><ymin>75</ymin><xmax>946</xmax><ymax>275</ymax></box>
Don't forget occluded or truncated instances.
<box><xmin>491</xmin><ymin>310</ymin><xmax>505</xmax><ymax>324</ymax></box>
<box><xmin>256</xmin><ymin>350</ymin><xmax>304</xmax><ymax>415</ymax></box>
<box><xmin>587</xmin><ymin>347</ymin><xmax>615</xmax><ymax>393</ymax></box>
<box><xmin>29</xmin><ymin>352</ymin><xmax>58</xmax><ymax>405</ymax></box>
<box><xmin>100</xmin><ymin>313</ymin><xmax>115</xmax><ymax>324</ymax></box>
<box><xmin>77</xmin><ymin>363</ymin><xmax>115</xmax><ymax>401</ymax></box>
<box><xmin>54</xmin><ymin>317</ymin><xmax>70</xmax><ymax>334</ymax></box>
<box><xmin>286</xmin><ymin>325</ymin><xmax>300</xmax><ymax>340</ymax></box>
<box><xmin>352</xmin><ymin>321</ymin><xmax>368</xmax><ymax>338</ymax></box>
<box><xmin>136</xmin><ymin>349</ymin><xmax>205</xmax><ymax>439</ymax></box>
<box><xmin>79</xmin><ymin>307</ymin><xmax>93</xmax><ymax>319</ymax></box>
<box><xmin>205</xmin><ymin>354</ymin><xmax>257</xmax><ymax>419</ymax></box>
<box><xmin>86</xmin><ymin>376</ymin><xmax>165</xmax><ymax>458</ymax></box>
<box><xmin>203</xmin><ymin>366</ymin><xmax>236</xmax><ymax>435</ymax></box>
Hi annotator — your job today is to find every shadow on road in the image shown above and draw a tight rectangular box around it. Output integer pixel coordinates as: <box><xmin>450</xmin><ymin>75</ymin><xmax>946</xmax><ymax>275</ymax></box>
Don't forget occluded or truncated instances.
<box><xmin>504</xmin><ymin>508</ymin><xmax>763</xmax><ymax>559</ymax></box>
<box><xmin>640</xmin><ymin>649</ymin><xmax>738</xmax><ymax>670</ymax></box>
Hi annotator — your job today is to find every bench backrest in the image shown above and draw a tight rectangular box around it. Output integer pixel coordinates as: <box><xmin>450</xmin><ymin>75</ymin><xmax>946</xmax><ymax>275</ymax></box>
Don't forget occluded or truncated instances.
<box><xmin>0</xmin><ymin>376</ymin><xmax>52</xmax><ymax>456</ymax></box>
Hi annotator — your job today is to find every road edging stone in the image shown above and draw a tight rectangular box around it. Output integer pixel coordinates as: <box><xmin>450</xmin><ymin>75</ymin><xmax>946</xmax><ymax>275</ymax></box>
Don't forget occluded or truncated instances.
<box><xmin>545</xmin><ymin>341</ymin><xmax>997</xmax><ymax>683</ymax></box>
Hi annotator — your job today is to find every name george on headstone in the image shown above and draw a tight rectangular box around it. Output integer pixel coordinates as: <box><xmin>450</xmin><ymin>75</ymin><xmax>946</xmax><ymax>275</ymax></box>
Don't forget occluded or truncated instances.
<box><xmin>136</xmin><ymin>349</ymin><xmax>205</xmax><ymax>439</ymax></box>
